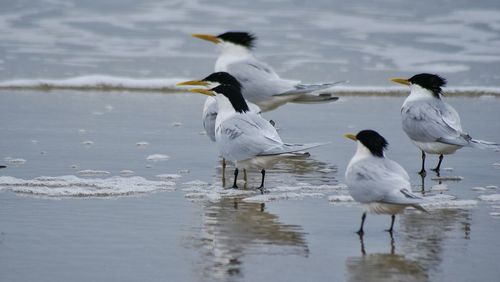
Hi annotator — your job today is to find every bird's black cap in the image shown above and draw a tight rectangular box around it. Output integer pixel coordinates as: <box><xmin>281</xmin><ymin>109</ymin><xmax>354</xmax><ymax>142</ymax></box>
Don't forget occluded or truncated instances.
<box><xmin>409</xmin><ymin>73</ymin><xmax>447</xmax><ymax>98</ymax></box>
<box><xmin>217</xmin><ymin>32</ymin><xmax>256</xmax><ymax>49</ymax></box>
<box><xmin>356</xmin><ymin>130</ymin><xmax>388</xmax><ymax>158</ymax></box>
<box><xmin>211</xmin><ymin>84</ymin><xmax>250</xmax><ymax>113</ymax></box>
<box><xmin>202</xmin><ymin>72</ymin><xmax>242</xmax><ymax>90</ymax></box>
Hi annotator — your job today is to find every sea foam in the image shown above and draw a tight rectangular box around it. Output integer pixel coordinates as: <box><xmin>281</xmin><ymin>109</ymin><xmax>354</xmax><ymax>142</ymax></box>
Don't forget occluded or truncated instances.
<box><xmin>0</xmin><ymin>175</ymin><xmax>175</xmax><ymax>197</ymax></box>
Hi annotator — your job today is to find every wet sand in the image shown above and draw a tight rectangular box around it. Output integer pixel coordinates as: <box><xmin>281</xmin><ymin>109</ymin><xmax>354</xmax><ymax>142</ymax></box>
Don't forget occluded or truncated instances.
<box><xmin>1</xmin><ymin>90</ymin><xmax>499</xmax><ymax>281</ymax></box>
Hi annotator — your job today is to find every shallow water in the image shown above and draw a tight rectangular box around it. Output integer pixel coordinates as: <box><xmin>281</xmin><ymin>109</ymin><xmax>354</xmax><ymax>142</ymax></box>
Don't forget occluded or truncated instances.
<box><xmin>1</xmin><ymin>0</ymin><xmax>500</xmax><ymax>86</ymax></box>
<box><xmin>1</xmin><ymin>91</ymin><xmax>499</xmax><ymax>282</ymax></box>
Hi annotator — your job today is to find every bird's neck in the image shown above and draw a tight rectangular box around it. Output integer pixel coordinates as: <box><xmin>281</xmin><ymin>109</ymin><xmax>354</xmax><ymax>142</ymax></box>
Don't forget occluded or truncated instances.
<box><xmin>404</xmin><ymin>84</ymin><xmax>438</xmax><ymax>105</ymax></box>
<box><xmin>215</xmin><ymin>42</ymin><xmax>253</xmax><ymax>71</ymax></box>
<box><xmin>348</xmin><ymin>142</ymin><xmax>379</xmax><ymax>167</ymax></box>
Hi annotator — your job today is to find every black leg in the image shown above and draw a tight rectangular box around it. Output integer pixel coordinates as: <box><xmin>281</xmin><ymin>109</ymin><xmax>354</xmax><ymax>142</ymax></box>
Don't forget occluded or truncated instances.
<box><xmin>259</xmin><ymin>169</ymin><xmax>265</xmax><ymax>189</ymax></box>
<box><xmin>431</xmin><ymin>154</ymin><xmax>444</xmax><ymax>172</ymax></box>
<box><xmin>232</xmin><ymin>168</ymin><xmax>239</xmax><ymax>189</ymax></box>
<box><xmin>357</xmin><ymin>212</ymin><xmax>366</xmax><ymax>235</ymax></box>
<box><xmin>418</xmin><ymin>151</ymin><xmax>427</xmax><ymax>177</ymax></box>
<box><xmin>386</xmin><ymin>214</ymin><xmax>395</xmax><ymax>233</ymax></box>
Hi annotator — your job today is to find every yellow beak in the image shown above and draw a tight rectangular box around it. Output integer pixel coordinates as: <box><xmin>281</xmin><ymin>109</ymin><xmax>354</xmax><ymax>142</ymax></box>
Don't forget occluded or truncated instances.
<box><xmin>192</xmin><ymin>34</ymin><xmax>221</xmax><ymax>44</ymax></box>
<box><xmin>344</xmin><ymin>133</ymin><xmax>357</xmax><ymax>141</ymax></box>
<box><xmin>176</xmin><ymin>80</ymin><xmax>209</xmax><ymax>86</ymax></box>
<box><xmin>189</xmin><ymin>88</ymin><xmax>215</xmax><ymax>96</ymax></box>
<box><xmin>390</xmin><ymin>78</ymin><xmax>411</xmax><ymax>85</ymax></box>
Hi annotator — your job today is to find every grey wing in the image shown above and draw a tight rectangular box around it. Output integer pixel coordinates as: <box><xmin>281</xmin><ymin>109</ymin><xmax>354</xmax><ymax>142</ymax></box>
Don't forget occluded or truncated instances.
<box><xmin>223</xmin><ymin>58</ymin><xmax>299</xmax><ymax>104</ymax></box>
<box><xmin>202</xmin><ymin>97</ymin><xmax>217</xmax><ymax>142</ymax></box>
<box><xmin>216</xmin><ymin>113</ymin><xmax>284</xmax><ymax>161</ymax></box>
<box><xmin>346</xmin><ymin>158</ymin><xmax>419</xmax><ymax>205</ymax></box>
<box><xmin>402</xmin><ymin>100</ymin><xmax>469</xmax><ymax>146</ymax></box>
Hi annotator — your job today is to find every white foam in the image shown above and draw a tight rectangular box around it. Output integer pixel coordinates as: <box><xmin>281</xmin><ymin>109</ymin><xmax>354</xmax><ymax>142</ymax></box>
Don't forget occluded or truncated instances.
<box><xmin>82</xmin><ymin>140</ymin><xmax>94</xmax><ymax>146</ymax></box>
<box><xmin>136</xmin><ymin>141</ymin><xmax>149</xmax><ymax>148</ymax></box>
<box><xmin>490</xmin><ymin>212</ymin><xmax>500</xmax><ymax>218</ymax></box>
<box><xmin>119</xmin><ymin>170</ymin><xmax>135</xmax><ymax>177</ymax></box>
<box><xmin>422</xmin><ymin>199</ymin><xmax>478</xmax><ymax>209</ymax></box>
<box><xmin>146</xmin><ymin>154</ymin><xmax>170</xmax><ymax>161</ymax></box>
<box><xmin>431</xmin><ymin>184</ymin><xmax>449</xmax><ymax>191</ymax></box>
<box><xmin>486</xmin><ymin>185</ymin><xmax>498</xmax><ymax>190</ymax></box>
<box><xmin>472</xmin><ymin>186</ymin><xmax>487</xmax><ymax>192</ymax></box>
<box><xmin>328</xmin><ymin>195</ymin><xmax>355</xmax><ymax>202</ymax></box>
<box><xmin>431</xmin><ymin>176</ymin><xmax>464</xmax><ymax>181</ymax></box>
<box><xmin>491</xmin><ymin>205</ymin><xmax>500</xmax><ymax>209</ymax></box>
<box><xmin>182</xmin><ymin>184</ymin><xmax>255</xmax><ymax>202</ymax></box>
<box><xmin>4</xmin><ymin>157</ymin><xmax>26</xmax><ymax>165</ymax></box>
<box><xmin>171</xmin><ymin>122</ymin><xmax>182</xmax><ymax>127</ymax></box>
<box><xmin>156</xmin><ymin>173</ymin><xmax>182</xmax><ymax>180</ymax></box>
<box><xmin>0</xmin><ymin>76</ymin><xmax>498</xmax><ymax>96</ymax></box>
<box><xmin>478</xmin><ymin>194</ymin><xmax>500</xmax><ymax>202</ymax></box>
<box><xmin>243</xmin><ymin>192</ymin><xmax>325</xmax><ymax>203</ymax></box>
<box><xmin>0</xmin><ymin>75</ymin><xmax>186</xmax><ymax>92</ymax></box>
<box><xmin>77</xmin><ymin>170</ymin><xmax>111</xmax><ymax>177</ymax></box>
<box><xmin>0</xmin><ymin>175</ymin><xmax>175</xmax><ymax>197</ymax></box>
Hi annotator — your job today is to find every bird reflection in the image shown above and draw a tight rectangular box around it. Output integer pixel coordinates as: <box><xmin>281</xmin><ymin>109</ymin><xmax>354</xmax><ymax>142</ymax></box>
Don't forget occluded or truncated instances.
<box><xmin>196</xmin><ymin>198</ymin><xmax>309</xmax><ymax>280</ymax></box>
<box><xmin>348</xmin><ymin>208</ymin><xmax>471</xmax><ymax>282</ymax></box>
<box><xmin>398</xmin><ymin>208</ymin><xmax>471</xmax><ymax>271</ymax></box>
<box><xmin>214</xmin><ymin>156</ymin><xmax>338</xmax><ymax>188</ymax></box>
<box><xmin>347</xmin><ymin>233</ymin><xmax>427</xmax><ymax>282</ymax></box>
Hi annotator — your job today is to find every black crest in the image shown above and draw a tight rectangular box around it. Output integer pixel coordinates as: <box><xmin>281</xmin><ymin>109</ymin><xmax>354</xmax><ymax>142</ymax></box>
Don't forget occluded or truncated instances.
<box><xmin>356</xmin><ymin>130</ymin><xmax>388</xmax><ymax>158</ymax></box>
<box><xmin>211</xmin><ymin>84</ymin><xmax>249</xmax><ymax>113</ymax></box>
<box><xmin>217</xmin><ymin>32</ymin><xmax>256</xmax><ymax>49</ymax></box>
<box><xmin>409</xmin><ymin>73</ymin><xmax>447</xmax><ymax>98</ymax></box>
<box><xmin>203</xmin><ymin>72</ymin><xmax>242</xmax><ymax>90</ymax></box>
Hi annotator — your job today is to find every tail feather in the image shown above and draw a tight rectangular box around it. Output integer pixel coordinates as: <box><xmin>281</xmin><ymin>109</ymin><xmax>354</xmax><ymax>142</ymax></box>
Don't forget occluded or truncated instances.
<box><xmin>411</xmin><ymin>204</ymin><xmax>429</xmax><ymax>213</ymax></box>
<box><xmin>273</xmin><ymin>80</ymin><xmax>347</xmax><ymax>97</ymax></box>
<box><xmin>260</xmin><ymin>142</ymin><xmax>329</xmax><ymax>156</ymax></box>
<box><xmin>291</xmin><ymin>94</ymin><xmax>339</xmax><ymax>104</ymax></box>
<box><xmin>470</xmin><ymin>139</ymin><xmax>500</xmax><ymax>149</ymax></box>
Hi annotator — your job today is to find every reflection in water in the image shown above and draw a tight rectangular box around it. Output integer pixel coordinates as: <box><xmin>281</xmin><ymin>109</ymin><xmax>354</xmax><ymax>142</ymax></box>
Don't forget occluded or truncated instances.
<box><xmin>399</xmin><ymin>209</ymin><xmax>471</xmax><ymax>271</ymax></box>
<box><xmin>347</xmin><ymin>235</ymin><xmax>427</xmax><ymax>282</ymax></box>
<box><xmin>214</xmin><ymin>156</ymin><xmax>338</xmax><ymax>188</ymax></box>
<box><xmin>347</xmin><ymin>209</ymin><xmax>471</xmax><ymax>282</ymax></box>
<box><xmin>195</xmin><ymin>198</ymin><xmax>309</xmax><ymax>281</ymax></box>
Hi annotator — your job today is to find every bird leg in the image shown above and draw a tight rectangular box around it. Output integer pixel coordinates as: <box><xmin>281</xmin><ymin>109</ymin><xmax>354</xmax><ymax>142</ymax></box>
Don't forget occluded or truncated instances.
<box><xmin>431</xmin><ymin>154</ymin><xmax>444</xmax><ymax>173</ymax></box>
<box><xmin>357</xmin><ymin>212</ymin><xmax>366</xmax><ymax>235</ymax></box>
<box><xmin>418</xmin><ymin>151</ymin><xmax>427</xmax><ymax>177</ymax></box>
<box><xmin>258</xmin><ymin>169</ymin><xmax>266</xmax><ymax>194</ymax></box>
<box><xmin>232</xmin><ymin>168</ymin><xmax>239</xmax><ymax>189</ymax></box>
<box><xmin>385</xmin><ymin>214</ymin><xmax>396</xmax><ymax>234</ymax></box>
<box><xmin>243</xmin><ymin>169</ymin><xmax>248</xmax><ymax>183</ymax></box>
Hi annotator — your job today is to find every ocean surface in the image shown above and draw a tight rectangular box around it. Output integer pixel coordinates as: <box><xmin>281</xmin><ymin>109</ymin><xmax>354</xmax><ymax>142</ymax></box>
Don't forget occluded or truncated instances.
<box><xmin>1</xmin><ymin>1</ymin><xmax>500</xmax><ymax>282</ymax></box>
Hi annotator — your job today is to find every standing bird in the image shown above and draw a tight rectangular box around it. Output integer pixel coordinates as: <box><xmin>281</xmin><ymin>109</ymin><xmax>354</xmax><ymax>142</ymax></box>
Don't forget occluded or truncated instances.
<box><xmin>191</xmin><ymin>31</ymin><xmax>341</xmax><ymax>112</ymax></box>
<box><xmin>391</xmin><ymin>73</ymin><xmax>499</xmax><ymax>175</ymax></box>
<box><xmin>178</xmin><ymin>72</ymin><xmax>263</xmax><ymax>182</ymax></box>
<box><xmin>344</xmin><ymin>130</ymin><xmax>426</xmax><ymax>235</ymax></box>
<box><xmin>189</xmin><ymin>84</ymin><xmax>325</xmax><ymax>190</ymax></box>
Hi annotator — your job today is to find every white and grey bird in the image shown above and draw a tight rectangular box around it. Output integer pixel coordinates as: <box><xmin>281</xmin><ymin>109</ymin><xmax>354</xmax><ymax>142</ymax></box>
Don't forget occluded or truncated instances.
<box><xmin>391</xmin><ymin>73</ymin><xmax>499</xmax><ymax>176</ymax></box>
<box><xmin>191</xmin><ymin>31</ymin><xmax>341</xmax><ymax>112</ymax></box>
<box><xmin>344</xmin><ymin>130</ymin><xmax>426</xmax><ymax>235</ymax></box>
<box><xmin>178</xmin><ymin>72</ymin><xmax>263</xmax><ymax>181</ymax></box>
<box><xmin>190</xmin><ymin>84</ymin><xmax>325</xmax><ymax>190</ymax></box>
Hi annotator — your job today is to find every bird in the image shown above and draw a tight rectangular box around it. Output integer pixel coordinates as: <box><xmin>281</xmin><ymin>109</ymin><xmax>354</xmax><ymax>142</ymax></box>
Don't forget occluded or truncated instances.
<box><xmin>391</xmin><ymin>73</ymin><xmax>499</xmax><ymax>176</ymax></box>
<box><xmin>344</xmin><ymin>130</ymin><xmax>426</xmax><ymax>235</ymax></box>
<box><xmin>191</xmin><ymin>31</ymin><xmax>342</xmax><ymax>112</ymax></box>
<box><xmin>177</xmin><ymin>72</ymin><xmax>263</xmax><ymax>183</ymax></box>
<box><xmin>189</xmin><ymin>84</ymin><xmax>325</xmax><ymax>190</ymax></box>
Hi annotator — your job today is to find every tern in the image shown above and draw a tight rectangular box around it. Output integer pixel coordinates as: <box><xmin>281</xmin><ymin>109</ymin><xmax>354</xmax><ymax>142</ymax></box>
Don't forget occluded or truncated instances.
<box><xmin>178</xmin><ymin>72</ymin><xmax>263</xmax><ymax>182</ymax></box>
<box><xmin>191</xmin><ymin>31</ymin><xmax>342</xmax><ymax>112</ymax></box>
<box><xmin>345</xmin><ymin>130</ymin><xmax>426</xmax><ymax>235</ymax></box>
<box><xmin>391</xmin><ymin>73</ymin><xmax>499</xmax><ymax>175</ymax></box>
<box><xmin>190</xmin><ymin>84</ymin><xmax>325</xmax><ymax>190</ymax></box>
